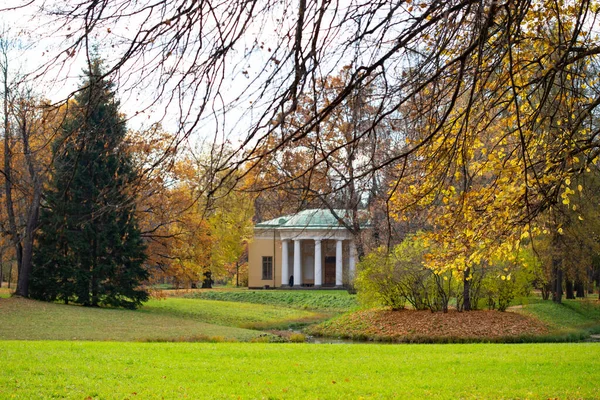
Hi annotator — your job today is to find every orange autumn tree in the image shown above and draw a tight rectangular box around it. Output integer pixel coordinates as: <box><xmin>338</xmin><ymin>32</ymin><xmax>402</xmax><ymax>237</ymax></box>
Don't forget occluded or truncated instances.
<box><xmin>130</xmin><ymin>131</ymin><xmax>254</xmax><ymax>289</ymax></box>
<box><xmin>128</xmin><ymin>128</ymin><xmax>212</xmax><ymax>288</ymax></box>
<box><xmin>389</xmin><ymin>0</ymin><xmax>600</xmax><ymax>309</ymax></box>
<box><xmin>1</xmin><ymin>92</ymin><xmax>65</xmax><ymax>296</ymax></box>
<box><xmin>249</xmin><ymin>68</ymin><xmax>401</xmax><ymax>257</ymax></box>
<box><xmin>207</xmin><ymin>175</ymin><xmax>255</xmax><ymax>287</ymax></box>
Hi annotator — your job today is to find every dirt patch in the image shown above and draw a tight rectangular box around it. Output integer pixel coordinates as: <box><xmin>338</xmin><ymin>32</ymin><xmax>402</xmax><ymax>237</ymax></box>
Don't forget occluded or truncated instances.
<box><xmin>308</xmin><ymin>309</ymin><xmax>549</xmax><ymax>342</ymax></box>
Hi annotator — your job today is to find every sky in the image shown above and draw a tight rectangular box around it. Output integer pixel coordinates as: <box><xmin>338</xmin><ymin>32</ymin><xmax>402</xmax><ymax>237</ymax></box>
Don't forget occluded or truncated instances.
<box><xmin>0</xmin><ymin>0</ymin><xmax>368</xmax><ymax>152</ymax></box>
<box><xmin>0</xmin><ymin>0</ymin><xmax>296</xmax><ymax>146</ymax></box>
<box><xmin>1</xmin><ymin>1</ymin><xmax>170</xmax><ymax>133</ymax></box>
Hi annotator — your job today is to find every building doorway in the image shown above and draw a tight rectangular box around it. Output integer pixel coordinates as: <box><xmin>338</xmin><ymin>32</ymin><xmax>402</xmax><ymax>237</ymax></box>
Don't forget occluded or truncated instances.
<box><xmin>324</xmin><ymin>256</ymin><xmax>336</xmax><ymax>286</ymax></box>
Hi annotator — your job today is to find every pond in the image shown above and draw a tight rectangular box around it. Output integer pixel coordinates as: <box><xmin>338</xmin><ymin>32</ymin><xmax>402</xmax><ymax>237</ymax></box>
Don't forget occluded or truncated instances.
<box><xmin>305</xmin><ymin>335</ymin><xmax>365</xmax><ymax>344</ymax></box>
<box><xmin>586</xmin><ymin>334</ymin><xmax>600</xmax><ymax>342</ymax></box>
<box><xmin>283</xmin><ymin>329</ymin><xmax>376</xmax><ymax>344</ymax></box>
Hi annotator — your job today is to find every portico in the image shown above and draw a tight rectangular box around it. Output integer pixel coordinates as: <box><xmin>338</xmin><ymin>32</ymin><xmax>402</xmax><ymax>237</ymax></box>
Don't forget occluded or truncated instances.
<box><xmin>248</xmin><ymin>209</ymin><xmax>363</xmax><ymax>289</ymax></box>
<box><xmin>280</xmin><ymin>235</ymin><xmax>356</xmax><ymax>287</ymax></box>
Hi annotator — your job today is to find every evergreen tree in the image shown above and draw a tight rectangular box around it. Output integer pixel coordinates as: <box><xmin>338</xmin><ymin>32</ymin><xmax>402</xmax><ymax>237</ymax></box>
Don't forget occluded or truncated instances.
<box><xmin>30</xmin><ymin>59</ymin><xmax>148</xmax><ymax>309</ymax></box>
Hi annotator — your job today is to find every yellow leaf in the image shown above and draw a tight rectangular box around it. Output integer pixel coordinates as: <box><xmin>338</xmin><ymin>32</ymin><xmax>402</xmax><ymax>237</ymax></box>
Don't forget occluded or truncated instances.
<box><xmin>578</xmin><ymin>215</ymin><xmax>584</xmax><ymax>221</ymax></box>
<box><xmin>558</xmin><ymin>227</ymin><xmax>564</xmax><ymax>235</ymax></box>
<box><xmin>578</xmin><ymin>184</ymin><xmax>583</xmax><ymax>192</ymax></box>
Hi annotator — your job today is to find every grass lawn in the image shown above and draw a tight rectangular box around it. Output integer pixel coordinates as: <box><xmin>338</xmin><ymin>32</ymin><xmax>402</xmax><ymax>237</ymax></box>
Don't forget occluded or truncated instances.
<box><xmin>0</xmin><ymin>341</ymin><xmax>598</xmax><ymax>399</ymax></box>
<box><xmin>0</xmin><ymin>297</ymin><xmax>320</xmax><ymax>342</ymax></box>
<box><xmin>141</xmin><ymin>297</ymin><xmax>326</xmax><ymax>330</ymax></box>
<box><xmin>514</xmin><ymin>298</ymin><xmax>600</xmax><ymax>339</ymax></box>
<box><xmin>1</xmin><ymin>293</ymin><xmax>600</xmax><ymax>398</ymax></box>
<box><xmin>188</xmin><ymin>289</ymin><xmax>358</xmax><ymax>312</ymax></box>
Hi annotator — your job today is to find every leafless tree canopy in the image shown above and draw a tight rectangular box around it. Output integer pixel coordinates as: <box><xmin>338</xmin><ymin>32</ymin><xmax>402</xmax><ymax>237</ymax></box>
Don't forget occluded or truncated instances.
<box><xmin>6</xmin><ymin>0</ymin><xmax>600</xmax><ymax>221</ymax></box>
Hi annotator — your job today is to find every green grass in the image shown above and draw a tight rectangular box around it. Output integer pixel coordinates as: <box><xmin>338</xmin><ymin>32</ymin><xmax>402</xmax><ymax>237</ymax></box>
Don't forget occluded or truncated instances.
<box><xmin>514</xmin><ymin>298</ymin><xmax>600</xmax><ymax>340</ymax></box>
<box><xmin>1</xmin><ymin>341</ymin><xmax>599</xmax><ymax>399</ymax></box>
<box><xmin>189</xmin><ymin>289</ymin><xmax>358</xmax><ymax>312</ymax></box>
<box><xmin>517</xmin><ymin>300</ymin><xmax>593</xmax><ymax>329</ymax></box>
<box><xmin>562</xmin><ymin>298</ymin><xmax>600</xmax><ymax>320</ymax></box>
<box><xmin>0</xmin><ymin>297</ymin><xmax>312</xmax><ymax>342</ymax></box>
<box><xmin>141</xmin><ymin>297</ymin><xmax>325</xmax><ymax>329</ymax></box>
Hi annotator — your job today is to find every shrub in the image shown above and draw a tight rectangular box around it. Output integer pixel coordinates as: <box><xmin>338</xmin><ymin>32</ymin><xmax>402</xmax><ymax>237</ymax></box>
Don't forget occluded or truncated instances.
<box><xmin>356</xmin><ymin>235</ymin><xmax>444</xmax><ymax>311</ymax></box>
<box><xmin>355</xmin><ymin>247</ymin><xmax>407</xmax><ymax>310</ymax></box>
<box><xmin>250</xmin><ymin>335</ymin><xmax>272</xmax><ymax>343</ymax></box>
<box><xmin>481</xmin><ymin>251</ymin><xmax>538</xmax><ymax>312</ymax></box>
<box><xmin>289</xmin><ymin>333</ymin><xmax>306</xmax><ymax>343</ymax></box>
<box><xmin>356</xmin><ymin>234</ymin><xmax>538</xmax><ymax>313</ymax></box>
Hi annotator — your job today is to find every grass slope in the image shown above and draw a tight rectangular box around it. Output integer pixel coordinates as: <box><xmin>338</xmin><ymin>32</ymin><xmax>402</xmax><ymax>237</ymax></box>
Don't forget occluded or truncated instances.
<box><xmin>0</xmin><ymin>297</ymin><xmax>319</xmax><ymax>342</ymax></box>
<box><xmin>513</xmin><ymin>298</ymin><xmax>600</xmax><ymax>339</ymax></box>
<box><xmin>189</xmin><ymin>289</ymin><xmax>358</xmax><ymax>312</ymax></box>
<box><xmin>518</xmin><ymin>299</ymin><xmax>600</xmax><ymax>327</ymax></box>
<box><xmin>141</xmin><ymin>298</ymin><xmax>325</xmax><ymax>330</ymax></box>
<box><xmin>1</xmin><ymin>341</ymin><xmax>599</xmax><ymax>399</ymax></box>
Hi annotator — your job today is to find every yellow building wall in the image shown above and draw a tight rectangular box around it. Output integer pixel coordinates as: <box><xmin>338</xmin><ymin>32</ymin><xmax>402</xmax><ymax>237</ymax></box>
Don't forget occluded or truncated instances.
<box><xmin>248</xmin><ymin>237</ymin><xmax>282</xmax><ymax>288</ymax></box>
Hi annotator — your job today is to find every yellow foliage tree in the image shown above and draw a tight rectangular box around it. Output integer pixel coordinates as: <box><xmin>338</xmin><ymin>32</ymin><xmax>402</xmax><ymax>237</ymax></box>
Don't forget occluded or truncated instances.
<box><xmin>389</xmin><ymin>1</ymin><xmax>600</xmax><ymax>308</ymax></box>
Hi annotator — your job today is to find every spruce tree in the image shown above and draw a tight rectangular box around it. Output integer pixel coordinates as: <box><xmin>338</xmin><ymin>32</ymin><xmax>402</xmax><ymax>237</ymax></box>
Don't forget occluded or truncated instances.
<box><xmin>30</xmin><ymin>59</ymin><xmax>148</xmax><ymax>309</ymax></box>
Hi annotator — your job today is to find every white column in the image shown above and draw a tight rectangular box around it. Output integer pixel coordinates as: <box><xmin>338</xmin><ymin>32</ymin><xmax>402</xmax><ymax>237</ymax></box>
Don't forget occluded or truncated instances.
<box><xmin>294</xmin><ymin>239</ymin><xmax>302</xmax><ymax>286</ymax></box>
<box><xmin>281</xmin><ymin>240</ymin><xmax>289</xmax><ymax>287</ymax></box>
<box><xmin>335</xmin><ymin>239</ymin><xmax>343</xmax><ymax>286</ymax></box>
<box><xmin>314</xmin><ymin>239</ymin><xmax>322</xmax><ymax>287</ymax></box>
<box><xmin>349</xmin><ymin>240</ymin><xmax>357</xmax><ymax>280</ymax></box>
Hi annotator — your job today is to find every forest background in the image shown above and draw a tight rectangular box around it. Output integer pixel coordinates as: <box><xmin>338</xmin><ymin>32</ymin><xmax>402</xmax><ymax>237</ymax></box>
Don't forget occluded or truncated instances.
<box><xmin>0</xmin><ymin>0</ymin><xmax>599</xmax><ymax>310</ymax></box>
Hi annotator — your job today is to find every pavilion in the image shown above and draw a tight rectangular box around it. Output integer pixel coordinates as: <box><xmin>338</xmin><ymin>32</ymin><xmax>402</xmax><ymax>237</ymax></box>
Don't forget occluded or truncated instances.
<box><xmin>247</xmin><ymin>209</ymin><xmax>366</xmax><ymax>289</ymax></box>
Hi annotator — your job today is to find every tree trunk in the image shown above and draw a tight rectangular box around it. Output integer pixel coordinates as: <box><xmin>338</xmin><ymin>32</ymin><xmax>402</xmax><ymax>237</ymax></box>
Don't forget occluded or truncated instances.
<box><xmin>589</xmin><ymin>266</ymin><xmax>596</xmax><ymax>294</ymax></box>
<box><xmin>17</xmin><ymin>183</ymin><xmax>41</xmax><ymax>298</ymax></box>
<box><xmin>565</xmin><ymin>279</ymin><xmax>575</xmax><ymax>300</ymax></box>
<box><xmin>551</xmin><ymin>231</ymin><xmax>563</xmax><ymax>304</ymax></box>
<box><xmin>463</xmin><ymin>267</ymin><xmax>471</xmax><ymax>311</ymax></box>
<box><xmin>16</xmin><ymin>110</ymin><xmax>43</xmax><ymax>298</ymax></box>
<box><xmin>575</xmin><ymin>281</ymin><xmax>585</xmax><ymax>298</ymax></box>
<box><xmin>541</xmin><ymin>281</ymin><xmax>551</xmax><ymax>300</ymax></box>
<box><xmin>552</xmin><ymin>261</ymin><xmax>563</xmax><ymax>303</ymax></box>
<box><xmin>2</xmin><ymin>57</ymin><xmax>24</xmax><ymax>296</ymax></box>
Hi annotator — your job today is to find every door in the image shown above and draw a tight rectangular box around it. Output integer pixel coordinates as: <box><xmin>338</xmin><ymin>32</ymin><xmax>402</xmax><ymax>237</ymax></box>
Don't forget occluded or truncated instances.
<box><xmin>324</xmin><ymin>256</ymin><xmax>336</xmax><ymax>285</ymax></box>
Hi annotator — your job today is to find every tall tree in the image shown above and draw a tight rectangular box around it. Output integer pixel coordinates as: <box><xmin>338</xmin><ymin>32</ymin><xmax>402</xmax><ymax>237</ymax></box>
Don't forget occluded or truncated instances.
<box><xmin>388</xmin><ymin>4</ymin><xmax>599</xmax><ymax>307</ymax></box>
<box><xmin>1</xmin><ymin>34</ymin><xmax>59</xmax><ymax>297</ymax></box>
<box><xmin>30</xmin><ymin>59</ymin><xmax>148</xmax><ymax>309</ymax></box>
<box><xmin>251</xmin><ymin>69</ymin><xmax>400</xmax><ymax>257</ymax></box>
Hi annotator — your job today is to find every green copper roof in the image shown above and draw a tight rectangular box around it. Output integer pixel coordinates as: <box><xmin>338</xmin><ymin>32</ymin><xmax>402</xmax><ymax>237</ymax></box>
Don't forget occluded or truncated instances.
<box><xmin>255</xmin><ymin>209</ymin><xmax>368</xmax><ymax>229</ymax></box>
